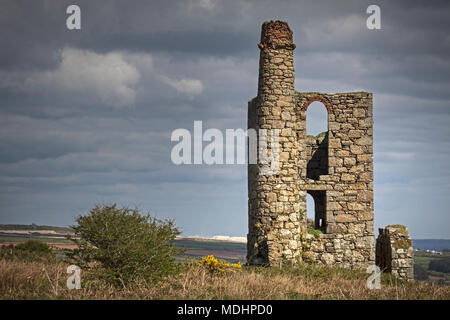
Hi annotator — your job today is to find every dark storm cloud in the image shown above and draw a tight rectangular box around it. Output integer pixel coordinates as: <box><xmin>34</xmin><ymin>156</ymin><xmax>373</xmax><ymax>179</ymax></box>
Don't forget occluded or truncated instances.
<box><xmin>0</xmin><ymin>0</ymin><xmax>449</xmax><ymax>237</ymax></box>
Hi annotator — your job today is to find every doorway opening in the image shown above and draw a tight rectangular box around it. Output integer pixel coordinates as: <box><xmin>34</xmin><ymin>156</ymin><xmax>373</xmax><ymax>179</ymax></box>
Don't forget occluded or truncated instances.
<box><xmin>306</xmin><ymin>190</ymin><xmax>327</xmax><ymax>233</ymax></box>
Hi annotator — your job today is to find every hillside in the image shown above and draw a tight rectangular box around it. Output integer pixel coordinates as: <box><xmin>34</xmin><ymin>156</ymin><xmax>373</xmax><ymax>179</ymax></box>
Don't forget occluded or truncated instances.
<box><xmin>0</xmin><ymin>257</ymin><xmax>449</xmax><ymax>300</ymax></box>
<box><xmin>0</xmin><ymin>224</ymin><xmax>72</xmax><ymax>233</ymax></box>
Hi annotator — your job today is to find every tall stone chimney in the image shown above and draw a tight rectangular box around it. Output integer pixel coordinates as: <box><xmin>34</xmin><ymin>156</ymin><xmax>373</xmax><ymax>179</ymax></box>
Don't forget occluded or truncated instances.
<box><xmin>247</xmin><ymin>21</ymin><xmax>302</xmax><ymax>265</ymax></box>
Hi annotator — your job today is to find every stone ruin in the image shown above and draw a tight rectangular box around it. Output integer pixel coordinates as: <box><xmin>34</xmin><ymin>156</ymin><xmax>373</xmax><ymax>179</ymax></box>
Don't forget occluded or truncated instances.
<box><xmin>247</xmin><ymin>20</ymin><xmax>413</xmax><ymax>280</ymax></box>
<box><xmin>376</xmin><ymin>225</ymin><xmax>414</xmax><ymax>280</ymax></box>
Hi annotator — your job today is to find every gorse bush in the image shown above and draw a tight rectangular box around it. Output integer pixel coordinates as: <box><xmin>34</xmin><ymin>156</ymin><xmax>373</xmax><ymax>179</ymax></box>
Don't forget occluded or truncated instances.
<box><xmin>67</xmin><ymin>204</ymin><xmax>184</xmax><ymax>287</ymax></box>
<box><xmin>194</xmin><ymin>255</ymin><xmax>242</xmax><ymax>275</ymax></box>
<box><xmin>0</xmin><ymin>240</ymin><xmax>55</xmax><ymax>262</ymax></box>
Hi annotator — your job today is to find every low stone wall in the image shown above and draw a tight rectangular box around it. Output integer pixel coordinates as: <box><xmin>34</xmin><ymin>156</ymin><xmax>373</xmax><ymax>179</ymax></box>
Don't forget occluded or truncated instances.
<box><xmin>303</xmin><ymin>232</ymin><xmax>375</xmax><ymax>270</ymax></box>
<box><xmin>376</xmin><ymin>225</ymin><xmax>414</xmax><ymax>280</ymax></box>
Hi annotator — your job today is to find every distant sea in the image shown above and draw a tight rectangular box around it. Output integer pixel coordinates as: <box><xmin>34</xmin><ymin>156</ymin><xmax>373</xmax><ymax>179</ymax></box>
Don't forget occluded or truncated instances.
<box><xmin>412</xmin><ymin>239</ymin><xmax>450</xmax><ymax>251</ymax></box>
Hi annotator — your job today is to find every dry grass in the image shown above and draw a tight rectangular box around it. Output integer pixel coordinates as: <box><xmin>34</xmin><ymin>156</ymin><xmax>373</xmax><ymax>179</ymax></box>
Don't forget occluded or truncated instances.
<box><xmin>0</xmin><ymin>259</ymin><xmax>449</xmax><ymax>300</ymax></box>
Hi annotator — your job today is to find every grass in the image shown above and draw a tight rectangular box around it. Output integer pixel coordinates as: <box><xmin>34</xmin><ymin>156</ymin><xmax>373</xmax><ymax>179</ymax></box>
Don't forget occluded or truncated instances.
<box><xmin>415</xmin><ymin>255</ymin><xmax>433</xmax><ymax>269</ymax></box>
<box><xmin>0</xmin><ymin>258</ymin><xmax>449</xmax><ymax>300</ymax></box>
<box><xmin>1</xmin><ymin>235</ymin><xmax>448</xmax><ymax>299</ymax></box>
<box><xmin>428</xmin><ymin>270</ymin><xmax>450</xmax><ymax>282</ymax></box>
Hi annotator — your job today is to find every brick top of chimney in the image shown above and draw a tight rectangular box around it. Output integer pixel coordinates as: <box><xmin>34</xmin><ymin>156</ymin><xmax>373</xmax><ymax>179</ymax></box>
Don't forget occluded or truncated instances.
<box><xmin>258</xmin><ymin>20</ymin><xmax>296</xmax><ymax>50</ymax></box>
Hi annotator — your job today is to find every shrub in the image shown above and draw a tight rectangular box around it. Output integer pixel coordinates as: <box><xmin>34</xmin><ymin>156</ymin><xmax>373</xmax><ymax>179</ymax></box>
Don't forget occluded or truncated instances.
<box><xmin>194</xmin><ymin>255</ymin><xmax>241</xmax><ymax>275</ymax></box>
<box><xmin>0</xmin><ymin>240</ymin><xmax>55</xmax><ymax>262</ymax></box>
<box><xmin>16</xmin><ymin>239</ymin><xmax>53</xmax><ymax>253</ymax></box>
<box><xmin>67</xmin><ymin>204</ymin><xmax>184</xmax><ymax>287</ymax></box>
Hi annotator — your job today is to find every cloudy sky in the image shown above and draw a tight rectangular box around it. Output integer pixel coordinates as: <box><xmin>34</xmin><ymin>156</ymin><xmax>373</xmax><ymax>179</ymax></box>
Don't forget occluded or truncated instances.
<box><xmin>0</xmin><ymin>0</ymin><xmax>449</xmax><ymax>239</ymax></box>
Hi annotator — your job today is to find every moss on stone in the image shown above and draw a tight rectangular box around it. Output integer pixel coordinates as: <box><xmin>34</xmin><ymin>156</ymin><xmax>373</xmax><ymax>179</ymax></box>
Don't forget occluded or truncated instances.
<box><xmin>392</xmin><ymin>238</ymin><xmax>412</xmax><ymax>250</ymax></box>
<box><xmin>385</xmin><ymin>225</ymin><xmax>412</xmax><ymax>249</ymax></box>
<box><xmin>307</xmin><ymin>227</ymin><xmax>323</xmax><ymax>238</ymax></box>
<box><xmin>386</xmin><ymin>224</ymin><xmax>408</xmax><ymax>236</ymax></box>
<box><xmin>386</xmin><ymin>224</ymin><xmax>407</xmax><ymax>230</ymax></box>
<box><xmin>298</xmin><ymin>209</ymin><xmax>304</xmax><ymax>221</ymax></box>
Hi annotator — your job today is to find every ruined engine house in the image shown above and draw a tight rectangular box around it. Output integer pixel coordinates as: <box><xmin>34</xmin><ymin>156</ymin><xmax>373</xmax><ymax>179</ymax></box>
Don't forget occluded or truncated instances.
<box><xmin>247</xmin><ymin>21</ymin><xmax>413</xmax><ymax>280</ymax></box>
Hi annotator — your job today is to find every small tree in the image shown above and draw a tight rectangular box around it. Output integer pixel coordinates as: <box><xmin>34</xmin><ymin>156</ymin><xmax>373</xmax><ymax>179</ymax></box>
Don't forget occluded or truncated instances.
<box><xmin>67</xmin><ymin>204</ymin><xmax>183</xmax><ymax>287</ymax></box>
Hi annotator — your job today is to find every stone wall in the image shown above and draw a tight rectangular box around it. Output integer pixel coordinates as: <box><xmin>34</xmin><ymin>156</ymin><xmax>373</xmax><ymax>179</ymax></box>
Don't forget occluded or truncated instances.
<box><xmin>376</xmin><ymin>225</ymin><xmax>414</xmax><ymax>280</ymax></box>
<box><xmin>303</xmin><ymin>233</ymin><xmax>370</xmax><ymax>268</ymax></box>
<box><xmin>296</xmin><ymin>91</ymin><xmax>375</xmax><ymax>270</ymax></box>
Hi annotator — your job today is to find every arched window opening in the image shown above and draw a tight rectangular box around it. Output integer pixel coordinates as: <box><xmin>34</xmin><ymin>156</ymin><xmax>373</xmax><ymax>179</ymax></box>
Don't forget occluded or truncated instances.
<box><xmin>307</xmin><ymin>190</ymin><xmax>327</xmax><ymax>233</ymax></box>
<box><xmin>306</xmin><ymin>101</ymin><xmax>329</xmax><ymax>180</ymax></box>
<box><xmin>306</xmin><ymin>101</ymin><xmax>328</xmax><ymax>136</ymax></box>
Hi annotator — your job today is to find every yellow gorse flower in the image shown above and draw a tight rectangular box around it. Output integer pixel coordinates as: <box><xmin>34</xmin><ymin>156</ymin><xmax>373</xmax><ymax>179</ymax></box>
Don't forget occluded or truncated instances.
<box><xmin>195</xmin><ymin>255</ymin><xmax>242</xmax><ymax>275</ymax></box>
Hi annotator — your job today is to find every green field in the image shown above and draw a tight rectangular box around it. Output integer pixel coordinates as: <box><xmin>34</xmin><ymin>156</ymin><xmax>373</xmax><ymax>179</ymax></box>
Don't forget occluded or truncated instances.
<box><xmin>414</xmin><ymin>251</ymin><xmax>450</xmax><ymax>284</ymax></box>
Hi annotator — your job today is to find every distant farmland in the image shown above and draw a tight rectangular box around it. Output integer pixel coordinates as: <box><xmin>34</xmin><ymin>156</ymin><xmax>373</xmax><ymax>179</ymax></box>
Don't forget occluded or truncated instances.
<box><xmin>0</xmin><ymin>225</ymin><xmax>246</xmax><ymax>263</ymax></box>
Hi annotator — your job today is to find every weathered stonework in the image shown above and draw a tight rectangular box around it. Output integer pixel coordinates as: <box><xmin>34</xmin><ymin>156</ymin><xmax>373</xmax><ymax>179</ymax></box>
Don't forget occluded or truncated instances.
<box><xmin>296</xmin><ymin>91</ymin><xmax>375</xmax><ymax>270</ymax></box>
<box><xmin>247</xmin><ymin>21</ymin><xmax>301</xmax><ymax>265</ymax></box>
<box><xmin>247</xmin><ymin>20</ymin><xmax>375</xmax><ymax>269</ymax></box>
<box><xmin>376</xmin><ymin>225</ymin><xmax>414</xmax><ymax>281</ymax></box>
<box><xmin>247</xmin><ymin>20</ymin><xmax>413</xmax><ymax>275</ymax></box>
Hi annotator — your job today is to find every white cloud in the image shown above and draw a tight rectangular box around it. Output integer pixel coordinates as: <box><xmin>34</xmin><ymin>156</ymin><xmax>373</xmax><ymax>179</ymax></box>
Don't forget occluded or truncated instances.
<box><xmin>189</xmin><ymin>0</ymin><xmax>217</xmax><ymax>11</ymax></box>
<box><xmin>303</xmin><ymin>14</ymin><xmax>365</xmax><ymax>46</ymax></box>
<box><xmin>24</xmin><ymin>48</ymin><xmax>141</xmax><ymax>108</ymax></box>
<box><xmin>383</xmin><ymin>152</ymin><xmax>415</xmax><ymax>161</ymax></box>
<box><xmin>160</xmin><ymin>75</ymin><xmax>203</xmax><ymax>97</ymax></box>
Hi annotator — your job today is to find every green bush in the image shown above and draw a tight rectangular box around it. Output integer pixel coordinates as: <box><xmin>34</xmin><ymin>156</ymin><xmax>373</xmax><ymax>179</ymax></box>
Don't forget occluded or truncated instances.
<box><xmin>67</xmin><ymin>204</ymin><xmax>184</xmax><ymax>287</ymax></box>
<box><xmin>15</xmin><ymin>239</ymin><xmax>53</xmax><ymax>253</ymax></box>
<box><xmin>0</xmin><ymin>240</ymin><xmax>55</xmax><ymax>262</ymax></box>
